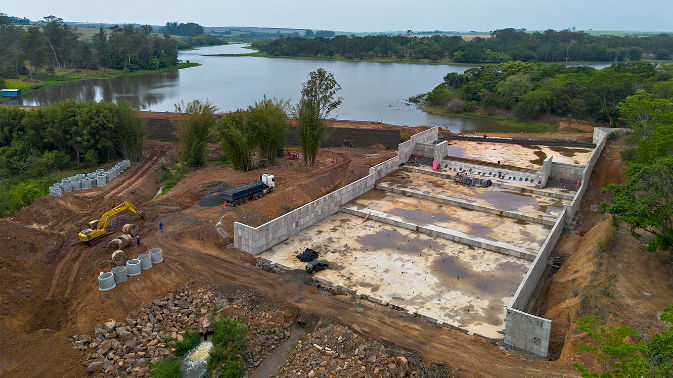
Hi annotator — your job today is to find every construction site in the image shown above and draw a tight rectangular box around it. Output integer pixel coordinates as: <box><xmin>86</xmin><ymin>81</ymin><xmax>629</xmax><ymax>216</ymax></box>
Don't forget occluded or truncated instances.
<box><xmin>1</xmin><ymin>117</ymin><xmax>671</xmax><ymax>378</ymax></box>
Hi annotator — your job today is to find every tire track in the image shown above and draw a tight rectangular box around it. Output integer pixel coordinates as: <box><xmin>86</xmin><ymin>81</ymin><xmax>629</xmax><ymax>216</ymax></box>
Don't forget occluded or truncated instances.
<box><xmin>45</xmin><ymin>242</ymin><xmax>78</xmax><ymax>300</ymax></box>
<box><xmin>104</xmin><ymin>147</ymin><xmax>165</xmax><ymax>200</ymax></box>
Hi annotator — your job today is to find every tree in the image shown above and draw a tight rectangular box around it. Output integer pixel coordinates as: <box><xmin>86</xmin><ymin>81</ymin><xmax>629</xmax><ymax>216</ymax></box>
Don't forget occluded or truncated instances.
<box><xmin>601</xmin><ymin>157</ymin><xmax>673</xmax><ymax>252</ymax></box>
<box><xmin>246</xmin><ymin>96</ymin><xmax>288</xmax><ymax>166</ymax></box>
<box><xmin>215</xmin><ymin>110</ymin><xmax>254</xmax><ymax>172</ymax></box>
<box><xmin>574</xmin><ymin>306</ymin><xmax>673</xmax><ymax>378</ymax></box>
<box><xmin>304</xmin><ymin>29</ymin><xmax>314</xmax><ymax>38</ymax></box>
<box><xmin>616</xmin><ymin>90</ymin><xmax>673</xmax><ymax>141</ymax></box>
<box><xmin>295</xmin><ymin>68</ymin><xmax>342</xmax><ymax>166</ymax></box>
<box><xmin>174</xmin><ymin>100</ymin><xmax>217</xmax><ymax>168</ymax></box>
<box><xmin>628</xmin><ymin>46</ymin><xmax>644</xmax><ymax>61</ymax></box>
<box><xmin>19</xmin><ymin>25</ymin><xmax>48</xmax><ymax>82</ymax></box>
<box><xmin>93</xmin><ymin>27</ymin><xmax>110</xmax><ymax>73</ymax></box>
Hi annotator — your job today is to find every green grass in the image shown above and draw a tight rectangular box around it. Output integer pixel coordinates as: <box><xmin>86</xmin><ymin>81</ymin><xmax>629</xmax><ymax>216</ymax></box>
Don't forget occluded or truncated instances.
<box><xmin>149</xmin><ymin>357</ymin><xmax>182</xmax><ymax>378</ymax></box>
<box><xmin>174</xmin><ymin>328</ymin><xmax>201</xmax><ymax>357</ymax></box>
<box><xmin>1</xmin><ymin>63</ymin><xmax>199</xmax><ymax>101</ymax></box>
<box><xmin>421</xmin><ymin>105</ymin><xmax>560</xmax><ymax>133</ymax></box>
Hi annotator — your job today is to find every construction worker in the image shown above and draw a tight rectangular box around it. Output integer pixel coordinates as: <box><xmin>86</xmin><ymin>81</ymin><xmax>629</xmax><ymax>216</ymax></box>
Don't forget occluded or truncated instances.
<box><xmin>159</xmin><ymin>222</ymin><xmax>164</xmax><ymax>232</ymax></box>
<box><xmin>221</xmin><ymin>203</ymin><xmax>226</xmax><ymax>213</ymax></box>
<box><xmin>136</xmin><ymin>235</ymin><xmax>140</xmax><ymax>247</ymax></box>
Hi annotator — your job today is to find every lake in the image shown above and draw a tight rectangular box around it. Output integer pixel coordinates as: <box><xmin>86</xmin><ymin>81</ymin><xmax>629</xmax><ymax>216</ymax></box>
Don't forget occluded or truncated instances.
<box><xmin>16</xmin><ymin>44</ymin><xmax>609</xmax><ymax>133</ymax></box>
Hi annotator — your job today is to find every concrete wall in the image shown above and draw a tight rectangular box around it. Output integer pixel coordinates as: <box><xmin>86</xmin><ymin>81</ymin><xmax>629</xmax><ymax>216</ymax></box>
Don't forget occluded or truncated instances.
<box><xmin>541</xmin><ymin>156</ymin><xmax>552</xmax><ymax>187</ymax></box>
<box><xmin>233</xmin><ymin>127</ymin><xmax>439</xmax><ymax>254</ymax></box>
<box><xmin>504</xmin><ymin>211</ymin><xmax>565</xmax><ymax>358</ymax></box>
<box><xmin>413</xmin><ymin>143</ymin><xmax>437</xmax><ymax>159</ymax></box>
<box><xmin>504</xmin><ymin>308</ymin><xmax>551</xmax><ymax>358</ymax></box>
<box><xmin>440</xmin><ymin>159</ymin><xmax>542</xmax><ymax>185</ymax></box>
<box><xmin>434</xmin><ymin>140</ymin><xmax>448</xmax><ymax>162</ymax></box>
<box><xmin>550</xmin><ymin>162</ymin><xmax>585</xmax><ymax>181</ymax></box>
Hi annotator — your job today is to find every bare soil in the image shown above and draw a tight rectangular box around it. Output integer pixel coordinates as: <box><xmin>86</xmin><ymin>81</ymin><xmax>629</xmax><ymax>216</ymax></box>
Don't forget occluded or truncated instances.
<box><xmin>1</xmin><ymin>131</ymin><xmax>631</xmax><ymax>378</ymax></box>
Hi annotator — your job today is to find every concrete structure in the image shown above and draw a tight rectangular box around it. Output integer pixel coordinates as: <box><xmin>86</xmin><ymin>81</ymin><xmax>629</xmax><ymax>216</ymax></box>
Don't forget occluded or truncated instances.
<box><xmin>98</xmin><ymin>272</ymin><xmax>116</xmax><ymax>292</ymax></box>
<box><xmin>150</xmin><ymin>248</ymin><xmax>163</xmax><ymax>263</ymax></box>
<box><xmin>126</xmin><ymin>259</ymin><xmax>141</xmax><ymax>277</ymax></box>
<box><xmin>235</xmin><ymin>125</ymin><xmax>621</xmax><ymax>359</ymax></box>
<box><xmin>112</xmin><ymin>266</ymin><xmax>128</xmax><ymax>283</ymax></box>
<box><xmin>50</xmin><ymin>160</ymin><xmax>131</xmax><ymax>196</ymax></box>
<box><xmin>138</xmin><ymin>253</ymin><xmax>152</xmax><ymax>270</ymax></box>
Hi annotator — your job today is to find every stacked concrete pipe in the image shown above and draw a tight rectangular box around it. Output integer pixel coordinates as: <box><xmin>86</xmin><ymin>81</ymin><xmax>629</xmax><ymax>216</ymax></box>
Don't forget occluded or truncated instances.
<box><xmin>49</xmin><ymin>160</ymin><xmax>132</xmax><ymax>196</ymax></box>
<box><xmin>98</xmin><ymin>272</ymin><xmax>116</xmax><ymax>292</ymax></box>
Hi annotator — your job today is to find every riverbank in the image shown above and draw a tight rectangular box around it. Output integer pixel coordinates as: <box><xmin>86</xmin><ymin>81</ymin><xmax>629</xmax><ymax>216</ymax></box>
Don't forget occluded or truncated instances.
<box><xmin>420</xmin><ymin>104</ymin><xmax>561</xmax><ymax>133</ymax></box>
<box><xmin>1</xmin><ymin>62</ymin><xmax>199</xmax><ymax>101</ymax></box>
<box><xmin>206</xmin><ymin>51</ymin><xmax>673</xmax><ymax>67</ymax></box>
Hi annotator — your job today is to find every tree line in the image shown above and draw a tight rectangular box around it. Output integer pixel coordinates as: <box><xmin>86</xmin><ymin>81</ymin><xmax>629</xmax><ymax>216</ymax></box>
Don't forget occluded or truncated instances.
<box><xmin>415</xmin><ymin>61</ymin><xmax>673</xmax><ymax>125</ymax></box>
<box><xmin>252</xmin><ymin>29</ymin><xmax>673</xmax><ymax>63</ymax></box>
<box><xmin>162</xmin><ymin>22</ymin><xmax>204</xmax><ymax>37</ymax></box>
<box><xmin>0</xmin><ymin>14</ymin><xmax>179</xmax><ymax>81</ymax></box>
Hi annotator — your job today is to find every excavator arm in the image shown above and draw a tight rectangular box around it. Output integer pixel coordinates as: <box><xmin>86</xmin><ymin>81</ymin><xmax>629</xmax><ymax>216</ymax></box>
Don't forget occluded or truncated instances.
<box><xmin>96</xmin><ymin>201</ymin><xmax>140</xmax><ymax>231</ymax></box>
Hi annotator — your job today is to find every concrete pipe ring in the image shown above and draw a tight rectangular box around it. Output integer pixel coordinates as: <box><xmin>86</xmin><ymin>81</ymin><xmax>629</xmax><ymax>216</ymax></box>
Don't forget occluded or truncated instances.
<box><xmin>98</xmin><ymin>272</ymin><xmax>116</xmax><ymax>292</ymax></box>
<box><xmin>138</xmin><ymin>254</ymin><xmax>152</xmax><ymax>270</ymax></box>
<box><xmin>149</xmin><ymin>248</ymin><xmax>163</xmax><ymax>264</ymax></box>
<box><xmin>112</xmin><ymin>266</ymin><xmax>128</xmax><ymax>283</ymax></box>
<box><xmin>126</xmin><ymin>259</ymin><xmax>141</xmax><ymax>277</ymax></box>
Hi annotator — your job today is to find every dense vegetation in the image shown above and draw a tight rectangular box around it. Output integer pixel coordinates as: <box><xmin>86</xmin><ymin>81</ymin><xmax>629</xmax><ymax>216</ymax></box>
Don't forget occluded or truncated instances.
<box><xmin>0</xmin><ymin>14</ymin><xmax>178</xmax><ymax>80</ymax></box>
<box><xmin>0</xmin><ymin>100</ymin><xmax>145</xmax><ymax>215</ymax></box>
<box><xmin>601</xmin><ymin>91</ymin><xmax>673</xmax><ymax>253</ymax></box>
<box><xmin>162</xmin><ymin>22</ymin><xmax>204</xmax><ymax>37</ymax></box>
<box><xmin>175</xmin><ymin>34</ymin><xmax>228</xmax><ymax>50</ymax></box>
<box><xmin>207</xmin><ymin>317</ymin><xmax>248</xmax><ymax>377</ymax></box>
<box><xmin>415</xmin><ymin>61</ymin><xmax>673</xmax><ymax>124</ymax></box>
<box><xmin>574</xmin><ymin>306</ymin><xmax>673</xmax><ymax>377</ymax></box>
<box><xmin>252</xmin><ymin>29</ymin><xmax>673</xmax><ymax>63</ymax></box>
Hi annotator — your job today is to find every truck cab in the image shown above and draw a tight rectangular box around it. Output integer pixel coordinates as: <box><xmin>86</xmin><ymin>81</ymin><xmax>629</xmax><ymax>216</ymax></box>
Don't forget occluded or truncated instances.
<box><xmin>261</xmin><ymin>174</ymin><xmax>275</xmax><ymax>189</ymax></box>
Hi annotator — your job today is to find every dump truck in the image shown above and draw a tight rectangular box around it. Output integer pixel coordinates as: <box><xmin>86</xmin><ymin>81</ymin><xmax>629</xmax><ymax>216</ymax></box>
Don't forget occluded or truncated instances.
<box><xmin>222</xmin><ymin>174</ymin><xmax>275</xmax><ymax>206</ymax></box>
<box><xmin>79</xmin><ymin>201</ymin><xmax>143</xmax><ymax>244</ymax></box>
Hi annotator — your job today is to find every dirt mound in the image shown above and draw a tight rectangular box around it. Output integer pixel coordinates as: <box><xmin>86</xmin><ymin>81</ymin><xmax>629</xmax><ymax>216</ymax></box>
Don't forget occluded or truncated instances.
<box><xmin>196</xmin><ymin>181</ymin><xmax>233</xmax><ymax>207</ymax></box>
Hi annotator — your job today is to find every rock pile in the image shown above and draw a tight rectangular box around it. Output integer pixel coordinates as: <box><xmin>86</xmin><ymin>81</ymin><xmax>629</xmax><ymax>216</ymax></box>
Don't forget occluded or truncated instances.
<box><xmin>72</xmin><ymin>287</ymin><xmax>216</xmax><ymax>377</ymax></box>
<box><xmin>273</xmin><ymin>323</ymin><xmax>449</xmax><ymax>378</ymax></box>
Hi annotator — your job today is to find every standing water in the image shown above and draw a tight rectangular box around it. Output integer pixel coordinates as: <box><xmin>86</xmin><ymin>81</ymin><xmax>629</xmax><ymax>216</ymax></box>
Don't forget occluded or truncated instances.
<box><xmin>181</xmin><ymin>341</ymin><xmax>212</xmax><ymax>378</ymax></box>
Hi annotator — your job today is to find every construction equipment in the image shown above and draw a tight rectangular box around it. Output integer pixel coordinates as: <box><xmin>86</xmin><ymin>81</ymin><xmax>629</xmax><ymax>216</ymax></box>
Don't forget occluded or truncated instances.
<box><xmin>79</xmin><ymin>201</ymin><xmax>143</xmax><ymax>244</ymax></box>
<box><xmin>222</xmin><ymin>174</ymin><xmax>275</xmax><ymax>206</ymax></box>
<box><xmin>285</xmin><ymin>151</ymin><xmax>300</xmax><ymax>160</ymax></box>
<box><xmin>306</xmin><ymin>260</ymin><xmax>329</xmax><ymax>274</ymax></box>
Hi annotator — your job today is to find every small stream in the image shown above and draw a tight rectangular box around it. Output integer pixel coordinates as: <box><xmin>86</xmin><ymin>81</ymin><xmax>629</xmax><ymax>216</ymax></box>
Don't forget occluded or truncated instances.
<box><xmin>248</xmin><ymin>324</ymin><xmax>307</xmax><ymax>378</ymax></box>
<box><xmin>181</xmin><ymin>341</ymin><xmax>213</xmax><ymax>378</ymax></box>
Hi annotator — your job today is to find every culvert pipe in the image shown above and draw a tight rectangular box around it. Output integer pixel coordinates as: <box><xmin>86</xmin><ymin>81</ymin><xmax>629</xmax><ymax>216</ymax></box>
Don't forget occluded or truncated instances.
<box><xmin>150</xmin><ymin>248</ymin><xmax>163</xmax><ymax>263</ymax></box>
<box><xmin>122</xmin><ymin>224</ymin><xmax>138</xmax><ymax>236</ymax></box>
<box><xmin>126</xmin><ymin>259</ymin><xmax>141</xmax><ymax>277</ymax></box>
<box><xmin>71</xmin><ymin>180</ymin><xmax>82</xmax><ymax>190</ymax></box>
<box><xmin>62</xmin><ymin>181</ymin><xmax>72</xmax><ymax>193</ymax></box>
<box><xmin>81</xmin><ymin>180</ymin><xmax>92</xmax><ymax>189</ymax></box>
<box><xmin>98</xmin><ymin>272</ymin><xmax>116</xmax><ymax>292</ymax></box>
<box><xmin>138</xmin><ymin>253</ymin><xmax>152</xmax><ymax>270</ymax></box>
<box><xmin>96</xmin><ymin>174</ymin><xmax>107</xmax><ymax>187</ymax></box>
<box><xmin>112</xmin><ymin>250</ymin><xmax>127</xmax><ymax>266</ymax></box>
<box><xmin>106</xmin><ymin>171</ymin><xmax>113</xmax><ymax>181</ymax></box>
<box><xmin>49</xmin><ymin>186</ymin><xmax>62</xmax><ymax>197</ymax></box>
<box><xmin>111</xmin><ymin>266</ymin><xmax>128</xmax><ymax>283</ymax></box>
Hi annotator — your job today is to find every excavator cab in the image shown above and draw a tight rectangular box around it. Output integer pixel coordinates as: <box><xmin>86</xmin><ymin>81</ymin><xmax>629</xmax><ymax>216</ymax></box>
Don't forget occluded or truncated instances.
<box><xmin>88</xmin><ymin>220</ymin><xmax>100</xmax><ymax>229</ymax></box>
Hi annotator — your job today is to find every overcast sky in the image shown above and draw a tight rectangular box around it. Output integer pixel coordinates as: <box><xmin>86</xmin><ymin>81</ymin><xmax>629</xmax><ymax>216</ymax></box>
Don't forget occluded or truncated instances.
<box><xmin>4</xmin><ymin>0</ymin><xmax>672</xmax><ymax>32</ymax></box>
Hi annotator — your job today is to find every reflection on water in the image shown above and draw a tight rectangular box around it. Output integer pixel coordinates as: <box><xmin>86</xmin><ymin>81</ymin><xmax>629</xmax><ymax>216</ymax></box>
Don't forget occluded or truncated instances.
<box><xmin>16</xmin><ymin>44</ymin><xmax>611</xmax><ymax>133</ymax></box>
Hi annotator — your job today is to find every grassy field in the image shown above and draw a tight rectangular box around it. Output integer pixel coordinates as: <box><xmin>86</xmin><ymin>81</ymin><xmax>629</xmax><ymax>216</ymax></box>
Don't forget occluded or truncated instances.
<box><xmin>1</xmin><ymin>62</ymin><xmax>199</xmax><ymax>101</ymax></box>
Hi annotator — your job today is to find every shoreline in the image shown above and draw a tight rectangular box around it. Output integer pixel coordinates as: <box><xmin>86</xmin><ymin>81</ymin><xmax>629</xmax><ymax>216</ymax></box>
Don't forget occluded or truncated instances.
<box><xmin>419</xmin><ymin>105</ymin><xmax>559</xmax><ymax>132</ymax></box>
<box><xmin>1</xmin><ymin>62</ymin><xmax>200</xmax><ymax>102</ymax></box>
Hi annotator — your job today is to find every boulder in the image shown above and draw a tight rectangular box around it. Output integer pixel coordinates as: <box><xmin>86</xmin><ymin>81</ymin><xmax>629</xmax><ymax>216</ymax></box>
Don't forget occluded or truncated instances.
<box><xmin>85</xmin><ymin>361</ymin><xmax>104</xmax><ymax>373</ymax></box>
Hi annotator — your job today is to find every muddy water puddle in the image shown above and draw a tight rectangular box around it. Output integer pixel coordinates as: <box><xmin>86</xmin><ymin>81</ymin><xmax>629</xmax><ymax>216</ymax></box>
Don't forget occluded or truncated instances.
<box><xmin>475</xmin><ymin>190</ymin><xmax>539</xmax><ymax>212</ymax></box>
<box><xmin>548</xmin><ymin>146</ymin><xmax>589</xmax><ymax>157</ymax></box>
<box><xmin>432</xmin><ymin>256</ymin><xmax>528</xmax><ymax>327</ymax></box>
<box><xmin>356</xmin><ymin>228</ymin><xmax>436</xmax><ymax>254</ymax></box>
<box><xmin>386</xmin><ymin>207</ymin><xmax>460</xmax><ymax>226</ymax></box>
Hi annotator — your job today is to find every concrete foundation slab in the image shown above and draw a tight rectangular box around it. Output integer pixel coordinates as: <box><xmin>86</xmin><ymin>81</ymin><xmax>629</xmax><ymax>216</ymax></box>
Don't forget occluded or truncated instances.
<box><xmin>260</xmin><ymin>212</ymin><xmax>530</xmax><ymax>339</ymax></box>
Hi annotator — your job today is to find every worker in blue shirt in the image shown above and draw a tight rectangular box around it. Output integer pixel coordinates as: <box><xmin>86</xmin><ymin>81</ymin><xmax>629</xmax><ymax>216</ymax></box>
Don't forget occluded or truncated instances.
<box><xmin>136</xmin><ymin>235</ymin><xmax>140</xmax><ymax>246</ymax></box>
<box><xmin>159</xmin><ymin>222</ymin><xmax>164</xmax><ymax>232</ymax></box>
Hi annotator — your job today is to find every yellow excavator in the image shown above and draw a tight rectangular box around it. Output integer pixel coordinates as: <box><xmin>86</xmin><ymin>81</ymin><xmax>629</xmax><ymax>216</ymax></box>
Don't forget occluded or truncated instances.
<box><xmin>79</xmin><ymin>201</ymin><xmax>143</xmax><ymax>244</ymax></box>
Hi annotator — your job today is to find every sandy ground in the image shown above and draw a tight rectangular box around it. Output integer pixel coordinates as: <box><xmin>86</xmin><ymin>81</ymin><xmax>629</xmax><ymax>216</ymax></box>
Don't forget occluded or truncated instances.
<box><xmin>378</xmin><ymin>170</ymin><xmax>567</xmax><ymax>220</ymax></box>
<box><xmin>260</xmin><ymin>212</ymin><xmax>530</xmax><ymax>339</ymax></box>
<box><xmin>349</xmin><ymin>189</ymin><xmax>550</xmax><ymax>253</ymax></box>
<box><xmin>446</xmin><ymin>140</ymin><xmax>595</xmax><ymax>168</ymax></box>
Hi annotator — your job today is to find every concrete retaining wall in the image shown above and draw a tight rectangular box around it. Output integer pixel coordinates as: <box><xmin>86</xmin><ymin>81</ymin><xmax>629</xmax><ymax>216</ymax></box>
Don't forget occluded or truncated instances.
<box><xmin>234</xmin><ymin>127</ymin><xmax>439</xmax><ymax>254</ymax></box>
<box><xmin>413</xmin><ymin>143</ymin><xmax>437</xmax><ymax>159</ymax></box>
<box><xmin>541</xmin><ymin>156</ymin><xmax>553</xmax><ymax>187</ymax></box>
<box><xmin>550</xmin><ymin>162</ymin><xmax>584</xmax><ymax>181</ymax></box>
<box><xmin>504</xmin><ymin>211</ymin><xmax>565</xmax><ymax>358</ymax></box>
<box><xmin>440</xmin><ymin>159</ymin><xmax>542</xmax><ymax>185</ymax></box>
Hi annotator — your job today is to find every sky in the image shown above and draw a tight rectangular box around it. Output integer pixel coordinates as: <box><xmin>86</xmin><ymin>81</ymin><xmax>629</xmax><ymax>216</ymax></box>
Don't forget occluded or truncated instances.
<box><xmin>4</xmin><ymin>0</ymin><xmax>672</xmax><ymax>32</ymax></box>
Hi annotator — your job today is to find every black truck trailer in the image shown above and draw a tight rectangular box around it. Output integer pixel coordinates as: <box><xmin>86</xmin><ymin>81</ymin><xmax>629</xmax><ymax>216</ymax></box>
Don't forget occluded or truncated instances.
<box><xmin>222</xmin><ymin>174</ymin><xmax>275</xmax><ymax>206</ymax></box>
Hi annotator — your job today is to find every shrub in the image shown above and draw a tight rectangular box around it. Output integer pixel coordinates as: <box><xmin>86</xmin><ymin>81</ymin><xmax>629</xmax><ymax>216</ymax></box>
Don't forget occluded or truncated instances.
<box><xmin>426</xmin><ymin>85</ymin><xmax>452</xmax><ymax>106</ymax></box>
<box><xmin>207</xmin><ymin>317</ymin><xmax>248</xmax><ymax>377</ymax></box>
<box><xmin>445</xmin><ymin>98</ymin><xmax>466</xmax><ymax>113</ymax></box>
<box><xmin>174</xmin><ymin>328</ymin><xmax>201</xmax><ymax>356</ymax></box>
<box><xmin>342</xmin><ymin>139</ymin><xmax>355</xmax><ymax>147</ymax></box>
<box><xmin>149</xmin><ymin>358</ymin><xmax>182</xmax><ymax>378</ymax></box>
<box><xmin>401</xmin><ymin>133</ymin><xmax>411</xmax><ymax>142</ymax></box>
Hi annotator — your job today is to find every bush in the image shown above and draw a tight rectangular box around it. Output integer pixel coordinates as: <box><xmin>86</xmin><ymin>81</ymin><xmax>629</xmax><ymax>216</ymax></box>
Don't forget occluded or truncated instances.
<box><xmin>149</xmin><ymin>358</ymin><xmax>182</xmax><ymax>378</ymax></box>
<box><xmin>426</xmin><ymin>85</ymin><xmax>452</xmax><ymax>106</ymax></box>
<box><xmin>207</xmin><ymin>317</ymin><xmax>248</xmax><ymax>377</ymax></box>
<box><xmin>342</xmin><ymin>139</ymin><xmax>355</xmax><ymax>147</ymax></box>
<box><xmin>445</xmin><ymin>98</ymin><xmax>466</xmax><ymax>113</ymax></box>
<box><xmin>400</xmin><ymin>133</ymin><xmax>411</xmax><ymax>142</ymax></box>
<box><xmin>174</xmin><ymin>328</ymin><xmax>201</xmax><ymax>356</ymax></box>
